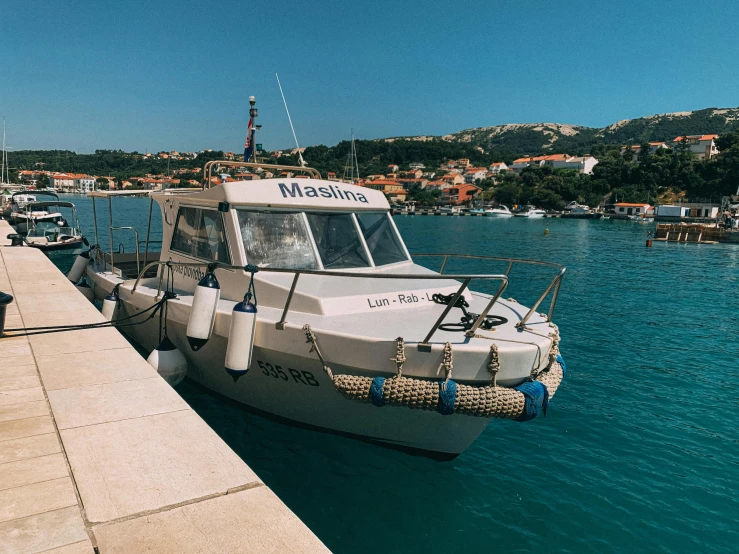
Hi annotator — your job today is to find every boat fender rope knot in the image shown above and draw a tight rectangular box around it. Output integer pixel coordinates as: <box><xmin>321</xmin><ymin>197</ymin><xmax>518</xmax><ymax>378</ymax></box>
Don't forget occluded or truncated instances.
<box><xmin>370</xmin><ymin>377</ymin><xmax>385</xmax><ymax>407</ymax></box>
<box><xmin>390</xmin><ymin>337</ymin><xmax>406</xmax><ymax>378</ymax></box>
<box><xmin>514</xmin><ymin>380</ymin><xmax>550</xmax><ymax>422</ymax></box>
<box><xmin>488</xmin><ymin>344</ymin><xmax>500</xmax><ymax>387</ymax></box>
<box><xmin>436</xmin><ymin>342</ymin><xmax>453</xmax><ymax>390</ymax></box>
<box><xmin>556</xmin><ymin>353</ymin><xmax>566</xmax><ymax>376</ymax></box>
<box><xmin>438</xmin><ymin>379</ymin><xmax>457</xmax><ymax>415</ymax></box>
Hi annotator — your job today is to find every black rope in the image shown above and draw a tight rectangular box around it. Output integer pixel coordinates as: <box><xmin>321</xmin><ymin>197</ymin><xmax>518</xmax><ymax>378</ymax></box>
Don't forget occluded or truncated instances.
<box><xmin>432</xmin><ymin>293</ymin><xmax>508</xmax><ymax>332</ymax></box>
<box><xmin>243</xmin><ymin>264</ymin><xmax>259</xmax><ymax>305</ymax></box>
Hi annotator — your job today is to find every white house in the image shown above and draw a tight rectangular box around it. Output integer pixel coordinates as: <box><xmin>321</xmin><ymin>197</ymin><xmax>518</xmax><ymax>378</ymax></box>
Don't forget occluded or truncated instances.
<box><xmin>488</xmin><ymin>162</ymin><xmax>509</xmax><ymax>174</ymax></box>
<box><xmin>49</xmin><ymin>173</ymin><xmax>75</xmax><ymax>192</ymax></box>
<box><xmin>464</xmin><ymin>168</ymin><xmax>488</xmax><ymax>183</ymax></box>
<box><xmin>551</xmin><ymin>156</ymin><xmax>599</xmax><ymax>175</ymax></box>
<box><xmin>74</xmin><ymin>175</ymin><xmax>96</xmax><ymax>193</ymax></box>
<box><xmin>671</xmin><ymin>135</ymin><xmax>719</xmax><ymax>160</ymax></box>
<box><xmin>613</xmin><ymin>202</ymin><xmax>652</xmax><ymax>216</ymax></box>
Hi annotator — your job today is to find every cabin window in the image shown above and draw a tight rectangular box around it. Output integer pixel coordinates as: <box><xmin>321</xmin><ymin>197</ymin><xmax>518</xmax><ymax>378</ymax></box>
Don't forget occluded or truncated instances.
<box><xmin>170</xmin><ymin>207</ymin><xmax>231</xmax><ymax>263</ymax></box>
<box><xmin>306</xmin><ymin>213</ymin><xmax>370</xmax><ymax>269</ymax></box>
<box><xmin>237</xmin><ymin>210</ymin><xmax>318</xmax><ymax>269</ymax></box>
<box><xmin>356</xmin><ymin>212</ymin><xmax>408</xmax><ymax>266</ymax></box>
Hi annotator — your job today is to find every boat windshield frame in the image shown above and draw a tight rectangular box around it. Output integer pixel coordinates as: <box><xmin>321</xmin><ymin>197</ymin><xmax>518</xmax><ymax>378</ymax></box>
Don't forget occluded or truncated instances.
<box><xmin>234</xmin><ymin>207</ymin><xmax>411</xmax><ymax>271</ymax></box>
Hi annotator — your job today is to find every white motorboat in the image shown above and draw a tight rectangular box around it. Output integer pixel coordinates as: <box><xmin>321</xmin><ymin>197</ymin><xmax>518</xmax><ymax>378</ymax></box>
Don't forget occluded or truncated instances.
<box><xmin>9</xmin><ymin>191</ymin><xmax>65</xmax><ymax>234</ymax></box>
<box><xmin>82</xmin><ymin>105</ymin><xmax>566</xmax><ymax>459</ymax></box>
<box><xmin>513</xmin><ymin>207</ymin><xmax>547</xmax><ymax>218</ymax></box>
<box><xmin>485</xmin><ymin>205</ymin><xmax>513</xmax><ymax>217</ymax></box>
<box><xmin>24</xmin><ymin>201</ymin><xmax>86</xmax><ymax>251</ymax></box>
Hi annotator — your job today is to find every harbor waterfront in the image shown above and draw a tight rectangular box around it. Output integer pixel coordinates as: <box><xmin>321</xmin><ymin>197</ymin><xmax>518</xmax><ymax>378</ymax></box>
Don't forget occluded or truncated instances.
<box><xmin>35</xmin><ymin>196</ymin><xmax>739</xmax><ymax>553</ymax></box>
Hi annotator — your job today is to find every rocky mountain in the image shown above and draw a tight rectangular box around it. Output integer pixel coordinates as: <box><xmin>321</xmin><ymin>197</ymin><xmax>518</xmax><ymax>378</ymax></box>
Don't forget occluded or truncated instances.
<box><xmin>385</xmin><ymin>107</ymin><xmax>739</xmax><ymax>157</ymax></box>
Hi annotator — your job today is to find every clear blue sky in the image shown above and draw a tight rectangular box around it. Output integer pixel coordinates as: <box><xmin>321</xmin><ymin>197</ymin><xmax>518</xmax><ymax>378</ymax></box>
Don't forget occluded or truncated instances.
<box><xmin>3</xmin><ymin>0</ymin><xmax>739</xmax><ymax>153</ymax></box>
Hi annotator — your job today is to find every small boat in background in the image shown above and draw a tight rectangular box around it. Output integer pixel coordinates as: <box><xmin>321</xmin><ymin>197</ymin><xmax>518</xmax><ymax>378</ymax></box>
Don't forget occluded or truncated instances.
<box><xmin>486</xmin><ymin>205</ymin><xmax>513</xmax><ymax>217</ymax></box>
<box><xmin>9</xmin><ymin>191</ymin><xmax>64</xmax><ymax>233</ymax></box>
<box><xmin>24</xmin><ymin>200</ymin><xmax>86</xmax><ymax>251</ymax></box>
<box><xmin>514</xmin><ymin>206</ymin><xmax>547</xmax><ymax>218</ymax></box>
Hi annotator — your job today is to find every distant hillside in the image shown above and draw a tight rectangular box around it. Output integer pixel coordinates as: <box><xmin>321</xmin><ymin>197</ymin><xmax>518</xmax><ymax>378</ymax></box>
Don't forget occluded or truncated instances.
<box><xmin>386</xmin><ymin>107</ymin><xmax>739</xmax><ymax>158</ymax></box>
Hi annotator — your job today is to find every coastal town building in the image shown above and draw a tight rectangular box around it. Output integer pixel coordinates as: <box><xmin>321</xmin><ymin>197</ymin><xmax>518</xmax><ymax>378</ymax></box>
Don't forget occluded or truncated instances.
<box><xmin>551</xmin><ymin>155</ymin><xmax>599</xmax><ymax>174</ymax></box>
<box><xmin>613</xmin><ymin>202</ymin><xmax>652</xmax><ymax>216</ymax></box>
<box><xmin>511</xmin><ymin>154</ymin><xmax>598</xmax><ymax>174</ymax></box>
<box><xmin>363</xmin><ymin>179</ymin><xmax>407</xmax><ymax>202</ymax></box>
<box><xmin>464</xmin><ymin>168</ymin><xmax>488</xmax><ymax>183</ymax></box>
<box><xmin>488</xmin><ymin>162</ymin><xmax>509</xmax><ymax>174</ymax></box>
<box><xmin>671</xmin><ymin>135</ymin><xmax>719</xmax><ymax>160</ymax></box>
<box><xmin>439</xmin><ymin>173</ymin><xmax>465</xmax><ymax>186</ymax></box>
<box><xmin>440</xmin><ymin>184</ymin><xmax>481</xmax><ymax>205</ymax></box>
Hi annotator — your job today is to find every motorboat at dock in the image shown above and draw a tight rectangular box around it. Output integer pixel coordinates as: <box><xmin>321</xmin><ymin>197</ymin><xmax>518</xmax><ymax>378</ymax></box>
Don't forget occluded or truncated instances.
<box><xmin>23</xmin><ymin>200</ymin><xmax>86</xmax><ymax>251</ymax></box>
<box><xmin>513</xmin><ymin>206</ymin><xmax>547</xmax><ymax>218</ymax></box>
<box><xmin>80</xmin><ymin>104</ymin><xmax>567</xmax><ymax>458</ymax></box>
<box><xmin>486</xmin><ymin>205</ymin><xmax>513</xmax><ymax>217</ymax></box>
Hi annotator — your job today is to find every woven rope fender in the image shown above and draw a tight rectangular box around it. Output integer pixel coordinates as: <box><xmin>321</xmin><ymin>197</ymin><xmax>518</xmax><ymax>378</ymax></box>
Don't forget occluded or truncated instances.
<box><xmin>302</xmin><ymin>325</ymin><xmax>565</xmax><ymax>421</ymax></box>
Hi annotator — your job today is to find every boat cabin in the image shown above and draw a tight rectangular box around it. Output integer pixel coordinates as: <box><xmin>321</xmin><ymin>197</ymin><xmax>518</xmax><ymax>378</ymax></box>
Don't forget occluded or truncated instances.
<box><xmin>145</xmin><ymin>177</ymin><xmax>442</xmax><ymax>316</ymax></box>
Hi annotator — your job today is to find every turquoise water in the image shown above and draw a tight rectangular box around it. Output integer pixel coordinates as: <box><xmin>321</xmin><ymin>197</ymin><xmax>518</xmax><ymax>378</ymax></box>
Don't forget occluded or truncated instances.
<box><xmin>50</xmin><ymin>198</ymin><xmax>739</xmax><ymax>553</ymax></box>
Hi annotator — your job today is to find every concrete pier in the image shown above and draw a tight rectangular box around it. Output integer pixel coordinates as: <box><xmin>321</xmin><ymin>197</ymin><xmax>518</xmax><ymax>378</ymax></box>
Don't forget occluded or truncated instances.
<box><xmin>0</xmin><ymin>221</ymin><xmax>328</xmax><ymax>553</ymax></box>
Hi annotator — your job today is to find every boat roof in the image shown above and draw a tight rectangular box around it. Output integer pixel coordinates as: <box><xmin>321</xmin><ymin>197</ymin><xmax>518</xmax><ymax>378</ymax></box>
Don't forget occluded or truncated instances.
<box><xmin>13</xmin><ymin>190</ymin><xmax>58</xmax><ymax>198</ymax></box>
<box><xmin>152</xmin><ymin>178</ymin><xmax>389</xmax><ymax>211</ymax></box>
<box><xmin>25</xmin><ymin>201</ymin><xmax>76</xmax><ymax>209</ymax></box>
<box><xmin>88</xmin><ymin>188</ymin><xmax>200</xmax><ymax>198</ymax></box>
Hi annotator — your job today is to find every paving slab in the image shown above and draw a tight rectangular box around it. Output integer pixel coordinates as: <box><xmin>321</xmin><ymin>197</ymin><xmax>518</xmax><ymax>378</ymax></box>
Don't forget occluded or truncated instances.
<box><xmin>38</xmin><ymin>540</ymin><xmax>96</xmax><ymax>554</ymax></box>
<box><xmin>61</xmin><ymin>410</ymin><xmax>261</xmax><ymax>523</ymax></box>
<box><xmin>0</xmin><ymin>453</ymin><xmax>69</xmax><ymax>491</ymax></box>
<box><xmin>1</xmin><ymin>338</ymin><xmax>33</xmax><ymax>358</ymax></box>
<box><xmin>0</xmin><ymin>399</ymin><xmax>49</xmax><ymax>423</ymax></box>
<box><xmin>11</xmin><ymin>291</ymin><xmax>98</xmax><ymax>315</ymax></box>
<box><xmin>0</xmin><ymin>415</ymin><xmax>55</xmax><ymax>443</ymax></box>
<box><xmin>47</xmin><ymin>377</ymin><xmax>189</xmax><ymax>430</ymax></box>
<box><xmin>27</xmin><ymin>326</ymin><xmax>131</xmax><ymax>357</ymax></box>
<box><xmin>0</xmin><ymin>372</ymin><xmax>41</xmax><ymax>392</ymax></box>
<box><xmin>93</xmin><ymin>485</ymin><xmax>329</xmax><ymax>554</ymax></box>
<box><xmin>35</xmin><ymin>348</ymin><xmax>157</xmax><ymax>391</ymax></box>
<box><xmin>0</xmin><ymin>506</ymin><xmax>89</xmax><ymax>554</ymax></box>
<box><xmin>0</xmin><ymin>477</ymin><xmax>78</xmax><ymax>524</ymax></box>
<box><xmin>0</xmin><ymin>433</ymin><xmax>60</xmax><ymax>464</ymax></box>
<box><xmin>0</xmin><ymin>387</ymin><xmax>44</xmax><ymax>407</ymax></box>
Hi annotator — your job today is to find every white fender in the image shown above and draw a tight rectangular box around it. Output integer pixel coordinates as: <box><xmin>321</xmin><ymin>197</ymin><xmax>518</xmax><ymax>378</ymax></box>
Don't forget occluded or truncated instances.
<box><xmin>186</xmin><ymin>272</ymin><xmax>220</xmax><ymax>351</ymax></box>
<box><xmin>147</xmin><ymin>337</ymin><xmax>188</xmax><ymax>386</ymax></box>
<box><xmin>68</xmin><ymin>250</ymin><xmax>90</xmax><ymax>283</ymax></box>
<box><xmin>224</xmin><ymin>299</ymin><xmax>257</xmax><ymax>382</ymax></box>
<box><xmin>101</xmin><ymin>289</ymin><xmax>118</xmax><ymax>321</ymax></box>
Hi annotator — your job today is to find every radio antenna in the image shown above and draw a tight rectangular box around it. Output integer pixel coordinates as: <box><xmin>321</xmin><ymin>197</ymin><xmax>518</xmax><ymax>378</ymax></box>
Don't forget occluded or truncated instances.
<box><xmin>276</xmin><ymin>73</ymin><xmax>307</xmax><ymax>167</ymax></box>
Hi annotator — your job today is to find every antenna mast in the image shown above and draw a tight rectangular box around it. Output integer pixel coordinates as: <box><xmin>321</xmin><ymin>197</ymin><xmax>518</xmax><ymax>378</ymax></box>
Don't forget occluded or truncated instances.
<box><xmin>276</xmin><ymin>73</ymin><xmax>306</xmax><ymax>167</ymax></box>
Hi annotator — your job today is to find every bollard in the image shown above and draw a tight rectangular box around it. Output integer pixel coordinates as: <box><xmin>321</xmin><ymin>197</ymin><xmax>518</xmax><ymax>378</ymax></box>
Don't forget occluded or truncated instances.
<box><xmin>646</xmin><ymin>239</ymin><xmax>652</xmax><ymax>247</ymax></box>
<box><xmin>0</xmin><ymin>291</ymin><xmax>13</xmax><ymax>337</ymax></box>
<box><xmin>7</xmin><ymin>234</ymin><xmax>23</xmax><ymax>247</ymax></box>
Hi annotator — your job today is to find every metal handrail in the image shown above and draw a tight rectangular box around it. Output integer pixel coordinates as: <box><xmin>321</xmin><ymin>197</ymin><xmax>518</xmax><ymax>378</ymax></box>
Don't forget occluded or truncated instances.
<box><xmin>128</xmin><ymin>254</ymin><xmax>565</xmax><ymax>346</ymax></box>
<box><xmin>109</xmin><ymin>226</ymin><xmax>140</xmax><ymax>277</ymax></box>
<box><xmin>130</xmin><ymin>259</ymin><xmax>511</xmax><ymax>349</ymax></box>
<box><xmin>411</xmin><ymin>254</ymin><xmax>566</xmax><ymax>327</ymax></box>
<box><xmin>202</xmin><ymin>160</ymin><xmax>322</xmax><ymax>188</ymax></box>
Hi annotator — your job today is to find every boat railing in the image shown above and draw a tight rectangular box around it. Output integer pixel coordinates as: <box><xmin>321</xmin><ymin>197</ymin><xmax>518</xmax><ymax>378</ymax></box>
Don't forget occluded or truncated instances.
<box><xmin>129</xmin><ymin>254</ymin><xmax>565</xmax><ymax>350</ymax></box>
<box><xmin>202</xmin><ymin>160</ymin><xmax>322</xmax><ymax>188</ymax></box>
<box><xmin>108</xmin><ymin>226</ymin><xmax>140</xmax><ymax>277</ymax></box>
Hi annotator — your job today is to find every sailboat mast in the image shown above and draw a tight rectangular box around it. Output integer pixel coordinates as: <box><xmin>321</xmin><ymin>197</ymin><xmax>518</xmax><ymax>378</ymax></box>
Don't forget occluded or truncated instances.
<box><xmin>1</xmin><ymin>118</ymin><xmax>7</xmax><ymax>184</ymax></box>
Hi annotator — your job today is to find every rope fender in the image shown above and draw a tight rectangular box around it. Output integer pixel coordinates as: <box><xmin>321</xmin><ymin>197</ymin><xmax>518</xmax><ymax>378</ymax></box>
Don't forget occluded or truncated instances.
<box><xmin>302</xmin><ymin>325</ymin><xmax>565</xmax><ymax>421</ymax></box>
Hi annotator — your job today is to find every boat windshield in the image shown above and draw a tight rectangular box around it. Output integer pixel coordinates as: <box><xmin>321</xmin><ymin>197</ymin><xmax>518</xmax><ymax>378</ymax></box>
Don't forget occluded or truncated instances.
<box><xmin>236</xmin><ymin>209</ymin><xmax>408</xmax><ymax>269</ymax></box>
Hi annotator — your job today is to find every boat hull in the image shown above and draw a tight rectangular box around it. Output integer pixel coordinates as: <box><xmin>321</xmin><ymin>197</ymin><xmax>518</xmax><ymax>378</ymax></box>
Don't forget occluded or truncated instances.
<box><xmin>88</xmin><ymin>273</ymin><xmax>500</xmax><ymax>457</ymax></box>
